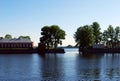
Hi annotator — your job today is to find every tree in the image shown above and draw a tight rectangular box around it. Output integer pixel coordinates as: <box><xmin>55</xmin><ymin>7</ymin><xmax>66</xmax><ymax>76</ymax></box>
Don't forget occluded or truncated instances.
<box><xmin>107</xmin><ymin>25</ymin><xmax>115</xmax><ymax>48</ymax></box>
<box><xmin>114</xmin><ymin>26</ymin><xmax>120</xmax><ymax>41</ymax></box>
<box><xmin>102</xmin><ymin>26</ymin><xmax>120</xmax><ymax>48</ymax></box>
<box><xmin>40</xmin><ymin>25</ymin><xmax>66</xmax><ymax>49</ymax></box>
<box><xmin>114</xmin><ymin>26</ymin><xmax>120</xmax><ymax>47</ymax></box>
<box><xmin>103</xmin><ymin>30</ymin><xmax>108</xmax><ymax>46</ymax></box>
<box><xmin>107</xmin><ymin>25</ymin><xmax>114</xmax><ymax>40</ymax></box>
<box><xmin>92</xmin><ymin>22</ymin><xmax>102</xmax><ymax>44</ymax></box>
<box><xmin>74</xmin><ymin>25</ymin><xmax>95</xmax><ymax>49</ymax></box>
<box><xmin>40</xmin><ymin>26</ymin><xmax>51</xmax><ymax>49</ymax></box>
<box><xmin>5</xmin><ymin>34</ymin><xmax>12</xmax><ymax>39</ymax></box>
<box><xmin>50</xmin><ymin>25</ymin><xmax>65</xmax><ymax>48</ymax></box>
<box><xmin>103</xmin><ymin>25</ymin><xmax>116</xmax><ymax>48</ymax></box>
<box><xmin>18</xmin><ymin>36</ymin><xmax>31</xmax><ymax>40</ymax></box>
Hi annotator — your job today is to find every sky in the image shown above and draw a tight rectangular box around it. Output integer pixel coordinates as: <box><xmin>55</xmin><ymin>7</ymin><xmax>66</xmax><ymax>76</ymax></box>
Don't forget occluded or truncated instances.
<box><xmin>0</xmin><ymin>0</ymin><xmax>120</xmax><ymax>46</ymax></box>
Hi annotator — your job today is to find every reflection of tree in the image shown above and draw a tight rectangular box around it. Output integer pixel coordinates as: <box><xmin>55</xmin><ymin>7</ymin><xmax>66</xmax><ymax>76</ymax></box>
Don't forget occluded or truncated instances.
<box><xmin>106</xmin><ymin>68</ymin><xmax>114</xmax><ymax>79</ymax></box>
<box><xmin>76</xmin><ymin>54</ymin><xmax>102</xmax><ymax>80</ymax></box>
<box><xmin>40</xmin><ymin>54</ymin><xmax>64</xmax><ymax>80</ymax></box>
<box><xmin>104</xmin><ymin>54</ymin><xmax>120</xmax><ymax>79</ymax></box>
<box><xmin>81</xmin><ymin>54</ymin><xmax>104</xmax><ymax>59</ymax></box>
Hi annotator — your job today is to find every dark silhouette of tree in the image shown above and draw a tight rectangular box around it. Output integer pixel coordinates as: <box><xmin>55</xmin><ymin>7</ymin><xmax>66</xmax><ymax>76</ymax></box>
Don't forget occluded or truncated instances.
<box><xmin>92</xmin><ymin>22</ymin><xmax>102</xmax><ymax>44</ymax></box>
<box><xmin>0</xmin><ymin>37</ymin><xmax>3</xmax><ymax>39</ymax></box>
<box><xmin>40</xmin><ymin>26</ymin><xmax>51</xmax><ymax>49</ymax></box>
<box><xmin>40</xmin><ymin>25</ymin><xmax>66</xmax><ymax>49</ymax></box>
<box><xmin>74</xmin><ymin>25</ymin><xmax>95</xmax><ymax>49</ymax></box>
<box><xmin>5</xmin><ymin>34</ymin><xmax>12</xmax><ymax>39</ymax></box>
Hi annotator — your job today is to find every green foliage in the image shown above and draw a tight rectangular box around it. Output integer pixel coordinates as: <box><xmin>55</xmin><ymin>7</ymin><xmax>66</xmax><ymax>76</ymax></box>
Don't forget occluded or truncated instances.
<box><xmin>103</xmin><ymin>25</ymin><xmax>115</xmax><ymax>48</ymax></box>
<box><xmin>103</xmin><ymin>25</ymin><xmax>120</xmax><ymax>48</ymax></box>
<box><xmin>74</xmin><ymin>25</ymin><xmax>95</xmax><ymax>49</ymax></box>
<box><xmin>92</xmin><ymin>22</ymin><xmax>102</xmax><ymax>44</ymax></box>
<box><xmin>114</xmin><ymin>26</ymin><xmax>120</xmax><ymax>42</ymax></box>
<box><xmin>40</xmin><ymin>26</ymin><xmax>51</xmax><ymax>48</ymax></box>
<box><xmin>102</xmin><ymin>30</ymin><xmax>108</xmax><ymax>43</ymax></box>
<box><xmin>5</xmin><ymin>34</ymin><xmax>12</xmax><ymax>39</ymax></box>
<box><xmin>18</xmin><ymin>36</ymin><xmax>31</xmax><ymax>40</ymax></box>
<box><xmin>107</xmin><ymin>25</ymin><xmax>114</xmax><ymax>40</ymax></box>
<box><xmin>40</xmin><ymin>25</ymin><xmax>66</xmax><ymax>49</ymax></box>
<box><xmin>74</xmin><ymin>22</ymin><xmax>120</xmax><ymax>49</ymax></box>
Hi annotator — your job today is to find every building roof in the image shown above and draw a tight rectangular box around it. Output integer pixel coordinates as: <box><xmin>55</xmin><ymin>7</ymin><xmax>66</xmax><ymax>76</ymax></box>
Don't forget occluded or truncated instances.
<box><xmin>0</xmin><ymin>38</ymin><xmax>32</xmax><ymax>43</ymax></box>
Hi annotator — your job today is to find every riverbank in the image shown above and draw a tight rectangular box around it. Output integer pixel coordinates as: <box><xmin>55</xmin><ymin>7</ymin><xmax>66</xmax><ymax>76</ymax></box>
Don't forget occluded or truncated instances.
<box><xmin>0</xmin><ymin>48</ymin><xmax>37</xmax><ymax>54</ymax></box>
<box><xmin>0</xmin><ymin>48</ymin><xmax>65</xmax><ymax>54</ymax></box>
<box><xmin>81</xmin><ymin>48</ymin><xmax>120</xmax><ymax>54</ymax></box>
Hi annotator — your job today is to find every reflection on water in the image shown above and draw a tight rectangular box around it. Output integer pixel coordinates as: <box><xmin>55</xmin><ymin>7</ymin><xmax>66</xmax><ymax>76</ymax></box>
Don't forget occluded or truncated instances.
<box><xmin>0</xmin><ymin>48</ymin><xmax>120</xmax><ymax>80</ymax></box>
<box><xmin>41</xmin><ymin>54</ymin><xmax>65</xmax><ymax>80</ymax></box>
<box><xmin>76</xmin><ymin>54</ymin><xmax>102</xmax><ymax>80</ymax></box>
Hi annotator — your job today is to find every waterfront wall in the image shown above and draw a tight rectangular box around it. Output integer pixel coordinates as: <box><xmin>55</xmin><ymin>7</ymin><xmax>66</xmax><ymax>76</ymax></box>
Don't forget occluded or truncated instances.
<box><xmin>81</xmin><ymin>48</ymin><xmax>120</xmax><ymax>54</ymax></box>
<box><xmin>0</xmin><ymin>48</ymin><xmax>65</xmax><ymax>54</ymax></box>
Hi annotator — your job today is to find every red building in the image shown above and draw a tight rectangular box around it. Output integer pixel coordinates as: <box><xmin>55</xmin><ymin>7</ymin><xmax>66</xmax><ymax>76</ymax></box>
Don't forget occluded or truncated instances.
<box><xmin>0</xmin><ymin>38</ymin><xmax>33</xmax><ymax>48</ymax></box>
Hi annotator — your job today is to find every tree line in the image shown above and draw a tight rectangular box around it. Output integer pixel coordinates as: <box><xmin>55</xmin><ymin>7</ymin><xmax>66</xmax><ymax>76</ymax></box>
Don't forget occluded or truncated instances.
<box><xmin>1</xmin><ymin>22</ymin><xmax>120</xmax><ymax>49</ymax></box>
<box><xmin>40</xmin><ymin>22</ymin><xmax>120</xmax><ymax>49</ymax></box>
<box><xmin>40</xmin><ymin>23</ymin><xmax>99</xmax><ymax>49</ymax></box>
<box><xmin>74</xmin><ymin>22</ymin><xmax>120</xmax><ymax>49</ymax></box>
<box><xmin>0</xmin><ymin>34</ymin><xmax>31</xmax><ymax>40</ymax></box>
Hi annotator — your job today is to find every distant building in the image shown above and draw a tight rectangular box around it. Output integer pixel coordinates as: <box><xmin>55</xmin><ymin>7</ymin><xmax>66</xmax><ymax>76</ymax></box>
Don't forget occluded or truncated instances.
<box><xmin>0</xmin><ymin>38</ymin><xmax>33</xmax><ymax>48</ymax></box>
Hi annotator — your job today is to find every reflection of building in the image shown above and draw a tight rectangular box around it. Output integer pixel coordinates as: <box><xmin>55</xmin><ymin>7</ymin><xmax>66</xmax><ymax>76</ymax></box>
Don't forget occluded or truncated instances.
<box><xmin>0</xmin><ymin>38</ymin><xmax>33</xmax><ymax>48</ymax></box>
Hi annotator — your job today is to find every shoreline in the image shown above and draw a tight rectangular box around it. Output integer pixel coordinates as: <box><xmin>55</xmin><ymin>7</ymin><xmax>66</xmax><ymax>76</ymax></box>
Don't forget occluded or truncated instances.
<box><xmin>81</xmin><ymin>48</ymin><xmax>120</xmax><ymax>54</ymax></box>
<box><xmin>0</xmin><ymin>48</ymin><xmax>65</xmax><ymax>54</ymax></box>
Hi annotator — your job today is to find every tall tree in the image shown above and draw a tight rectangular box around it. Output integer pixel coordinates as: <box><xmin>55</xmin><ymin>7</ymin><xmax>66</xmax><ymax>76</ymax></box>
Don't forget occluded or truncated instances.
<box><xmin>103</xmin><ymin>25</ymin><xmax>115</xmax><ymax>48</ymax></box>
<box><xmin>114</xmin><ymin>26</ymin><xmax>120</xmax><ymax>47</ymax></box>
<box><xmin>103</xmin><ymin>26</ymin><xmax>120</xmax><ymax>48</ymax></box>
<box><xmin>107</xmin><ymin>25</ymin><xmax>114</xmax><ymax>40</ymax></box>
<box><xmin>50</xmin><ymin>25</ymin><xmax>65</xmax><ymax>48</ymax></box>
<box><xmin>5</xmin><ymin>34</ymin><xmax>12</xmax><ymax>39</ymax></box>
<box><xmin>107</xmin><ymin>25</ymin><xmax>115</xmax><ymax>48</ymax></box>
<box><xmin>103</xmin><ymin>30</ymin><xmax>108</xmax><ymax>46</ymax></box>
<box><xmin>40</xmin><ymin>25</ymin><xmax>66</xmax><ymax>49</ymax></box>
<box><xmin>114</xmin><ymin>26</ymin><xmax>120</xmax><ymax>42</ymax></box>
<box><xmin>92</xmin><ymin>22</ymin><xmax>102</xmax><ymax>44</ymax></box>
<box><xmin>74</xmin><ymin>25</ymin><xmax>95</xmax><ymax>49</ymax></box>
<box><xmin>40</xmin><ymin>26</ymin><xmax>52</xmax><ymax>49</ymax></box>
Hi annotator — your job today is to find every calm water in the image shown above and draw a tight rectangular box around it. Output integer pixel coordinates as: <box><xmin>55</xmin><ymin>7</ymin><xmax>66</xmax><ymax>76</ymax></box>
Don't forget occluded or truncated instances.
<box><xmin>0</xmin><ymin>48</ymin><xmax>120</xmax><ymax>81</ymax></box>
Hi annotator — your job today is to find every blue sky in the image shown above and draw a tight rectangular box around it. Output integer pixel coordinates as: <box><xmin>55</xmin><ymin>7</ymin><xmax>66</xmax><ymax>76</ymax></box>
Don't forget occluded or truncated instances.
<box><xmin>0</xmin><ymin>0</ymin><xmax>120</xmax><ymax>46</ymax></box>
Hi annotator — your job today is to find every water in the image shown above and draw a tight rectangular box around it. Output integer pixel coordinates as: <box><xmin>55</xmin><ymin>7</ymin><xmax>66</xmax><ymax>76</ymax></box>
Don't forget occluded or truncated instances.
<box><xmin>0</xmin><ymin>48</ymin><xmax>120</xmax><ymax>81</ymax></box>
